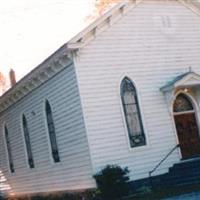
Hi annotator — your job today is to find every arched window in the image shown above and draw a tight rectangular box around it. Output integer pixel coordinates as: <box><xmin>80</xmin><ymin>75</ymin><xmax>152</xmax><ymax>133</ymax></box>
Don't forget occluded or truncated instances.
<box><xmin>22</xmin><ymin>115</ymin><xmax>34</xmax><ymax>168</ymax></box>
<box><xmin>45</xmin><ymin>100</ymin><xmax>60</xmax><ymax>163</ymax></box>
<box><xmin>173</xmin><ymin>94</ymin><xmax>194</xmax><ymax>113</ymax></box>
<box><xmin>121</xmin><ymin>77</ymin><xmax>146</xmax><ymax>148</ymax></box>
<box><xmin>4</xmin><ymin>125</ymin><xmax>15</xmax><ymax>173</ymax></box>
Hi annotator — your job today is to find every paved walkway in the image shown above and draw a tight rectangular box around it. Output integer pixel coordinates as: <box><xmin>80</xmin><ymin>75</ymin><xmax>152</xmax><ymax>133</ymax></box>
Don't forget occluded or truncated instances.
<box><xmin>164</xmin><ymin>192</ymin><xmax>200</xmax><ymax>200</ymax></box>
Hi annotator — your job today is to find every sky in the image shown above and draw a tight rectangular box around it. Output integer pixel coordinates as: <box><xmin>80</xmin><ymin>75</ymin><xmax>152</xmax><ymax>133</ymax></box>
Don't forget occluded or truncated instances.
<box><xmin>0</xmin><ymin>0</ymin><xmax>94</xmax><ymax>81</ymax></box>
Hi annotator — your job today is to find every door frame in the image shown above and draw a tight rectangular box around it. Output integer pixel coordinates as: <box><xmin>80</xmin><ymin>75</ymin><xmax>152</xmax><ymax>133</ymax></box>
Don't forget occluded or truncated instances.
<box><xmin>171</xmin><ymin>90</ymin><xmax>200</xmax><ymax>160</ymax></box>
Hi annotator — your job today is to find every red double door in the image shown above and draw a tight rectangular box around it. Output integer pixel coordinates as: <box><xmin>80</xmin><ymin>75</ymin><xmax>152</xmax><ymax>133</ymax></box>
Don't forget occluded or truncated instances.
<box><xmin>174</xmin><ymin>113</ymin><xmax>200</xmax><ymax>159</ymax></box>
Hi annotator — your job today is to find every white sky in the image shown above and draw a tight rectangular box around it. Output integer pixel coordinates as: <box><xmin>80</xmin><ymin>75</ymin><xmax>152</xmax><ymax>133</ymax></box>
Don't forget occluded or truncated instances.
<box><xmin>0</xmin><ymin>0</ymin><xmax>94</xmax><ymax>81</ymax></box>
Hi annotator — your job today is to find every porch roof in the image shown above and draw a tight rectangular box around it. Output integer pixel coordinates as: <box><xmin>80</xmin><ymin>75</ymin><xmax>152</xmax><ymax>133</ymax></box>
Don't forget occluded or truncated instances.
<box><xmin>160</xmin><ymin>72</ymin><xmax>200</xmax><ymax>92</ymax></box>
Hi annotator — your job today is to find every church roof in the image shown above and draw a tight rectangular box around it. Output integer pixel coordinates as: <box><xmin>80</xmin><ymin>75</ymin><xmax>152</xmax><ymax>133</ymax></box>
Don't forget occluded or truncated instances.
<box><xmin>67</xmin><ymin>0</ymin><xmax>200</xmax><ymax>50</ymax></box>
<box><xmin>0</xmin><ymin>0</ymin><xmax>200</xmax><ymax>112</ymax></box>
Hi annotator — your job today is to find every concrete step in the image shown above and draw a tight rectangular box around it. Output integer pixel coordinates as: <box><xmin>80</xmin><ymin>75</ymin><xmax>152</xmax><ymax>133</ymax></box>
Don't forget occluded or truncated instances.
<box><xmin>171</xmin><ymin>158</ymin><xmax>200</xmax><ymax>171</ymax></box>
<box><xmin>163</xmin><ymin>175</ymin><xmax>200</xmax><ymax>187</ymax></box>
<box><xmin>160</xmin><ymin>158</ymin><xmax>200</xmax><ymax>187</ymax></box>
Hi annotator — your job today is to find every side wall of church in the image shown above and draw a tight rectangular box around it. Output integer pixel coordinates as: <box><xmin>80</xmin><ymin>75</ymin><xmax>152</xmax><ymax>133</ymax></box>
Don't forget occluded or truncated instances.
<box><xmin>0</xmin><ymin>62</ymin><xmax>95</xmax><ymax>196</ymax></box>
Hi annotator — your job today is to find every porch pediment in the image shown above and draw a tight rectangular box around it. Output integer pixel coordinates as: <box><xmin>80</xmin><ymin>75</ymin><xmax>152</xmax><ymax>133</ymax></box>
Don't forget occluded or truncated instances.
<box><xmin>160</xmin><ymin>72</ymin><xmax>200</xmax><ymax>92</ymax></box>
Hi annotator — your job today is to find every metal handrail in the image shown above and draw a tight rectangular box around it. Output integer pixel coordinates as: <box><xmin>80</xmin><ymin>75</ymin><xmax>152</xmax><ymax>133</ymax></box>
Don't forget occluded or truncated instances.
<box><xmin>149</xmin><ymin>144</ymin><xmax>180</xmax><ymax>178</ymax></box>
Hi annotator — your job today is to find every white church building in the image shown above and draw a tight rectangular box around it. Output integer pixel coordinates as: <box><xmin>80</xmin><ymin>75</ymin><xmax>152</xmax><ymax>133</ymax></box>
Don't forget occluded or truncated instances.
<box><xmin>1</xmin><ymin>0</ymin><xmax>200</xmax><ymax>197</ymax></box>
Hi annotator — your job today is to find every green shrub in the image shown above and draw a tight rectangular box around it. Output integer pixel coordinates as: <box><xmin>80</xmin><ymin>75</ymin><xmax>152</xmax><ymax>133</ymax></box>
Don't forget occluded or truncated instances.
<box><xmin>93</xmin><ymin>165</ymin><xmax>130</xmax><ymax>200</ymax></box>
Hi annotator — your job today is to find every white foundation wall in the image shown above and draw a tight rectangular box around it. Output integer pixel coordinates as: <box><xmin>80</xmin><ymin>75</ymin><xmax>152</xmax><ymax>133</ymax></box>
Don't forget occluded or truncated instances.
<box><xmin>0</xmin><ymin>63</ymin><xmax>95</xmax><ymax>196</ymax></box>
<box><xmin>74</xmin><ymin>0</ymin><xmax>200</xmax><ymax>181</ymax></box>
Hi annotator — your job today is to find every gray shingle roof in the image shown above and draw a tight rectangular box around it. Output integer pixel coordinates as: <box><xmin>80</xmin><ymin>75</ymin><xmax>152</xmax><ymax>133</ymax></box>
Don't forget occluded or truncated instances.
<box><xmin>160</xmin><ymin>72</ymin><xmax>197</xmax><ymax>92</ymax></box>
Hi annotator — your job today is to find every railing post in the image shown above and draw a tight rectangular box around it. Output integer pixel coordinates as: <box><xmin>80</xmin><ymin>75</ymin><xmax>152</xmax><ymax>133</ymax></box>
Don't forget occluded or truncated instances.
<box><xmin>149</xmin><ymin>172</ymin><xmax>153</xmax><ymax>189</ymax></box>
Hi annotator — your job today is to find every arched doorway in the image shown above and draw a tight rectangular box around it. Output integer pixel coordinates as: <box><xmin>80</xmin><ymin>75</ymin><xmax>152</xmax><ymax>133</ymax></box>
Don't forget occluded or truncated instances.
<box><xmin>173</xmin><ymin>93</ymin><xmax>200</xmax><ymax>159</ymax></box>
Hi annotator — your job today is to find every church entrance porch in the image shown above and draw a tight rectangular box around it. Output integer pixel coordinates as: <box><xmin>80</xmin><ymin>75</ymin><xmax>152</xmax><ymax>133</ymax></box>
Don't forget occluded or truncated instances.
<box><xmin>160</xmin><ymin>72</ymin><xmax>200</xmax><ymax>160</ymax></box>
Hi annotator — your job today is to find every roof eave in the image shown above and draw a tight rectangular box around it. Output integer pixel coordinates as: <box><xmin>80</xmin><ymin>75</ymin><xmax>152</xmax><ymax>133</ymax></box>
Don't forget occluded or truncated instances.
<box><xmin>0</xmin><ymin>43</ymin><xmax>72</xmax><ymax>113</ymax></box>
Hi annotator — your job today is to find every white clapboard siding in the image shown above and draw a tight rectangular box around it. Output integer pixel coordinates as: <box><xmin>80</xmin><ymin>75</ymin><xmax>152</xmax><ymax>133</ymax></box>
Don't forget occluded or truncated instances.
<box><xmin>0</xmin><ymin>63</ymin><xmax>95</xmax><ymax>195</ymax></box>
<box><xmin>74</xmin><ymin>0</ymin><xmax>200</xmax><ymax>181</ymax></box>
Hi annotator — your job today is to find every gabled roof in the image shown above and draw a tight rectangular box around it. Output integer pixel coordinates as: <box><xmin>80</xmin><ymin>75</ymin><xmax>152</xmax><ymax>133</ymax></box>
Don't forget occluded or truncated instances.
<box><xmin>160</xmin><ymin>72</ymin><xmax>200</xmax><ymax>92</ymax></box>
<box><xmin>67</xmin><ymin>0</ymin><xmax>143</xmax><ymax>49</ymax></box>
<box><xmin>1</xmin><ymin>0</ymin><xmax>200</xmax><ymax>113</ymax></box>
<box><xmin>67</xmin><ymin>0</ymin><xmax>200</xmax><ymax>50</ymax></box>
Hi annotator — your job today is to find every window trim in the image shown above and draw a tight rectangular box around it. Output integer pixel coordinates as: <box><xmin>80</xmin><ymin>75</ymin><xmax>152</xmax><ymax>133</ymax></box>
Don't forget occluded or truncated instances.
<box><xmin>44</xmin><ymin>100</ymin><xmax>60</xmax><ymax>163</ymax></box>
<box><xmin>4</xmin><ymin>124</ymin><xmax>15</xmax><ymax>173</ymax></box>
<box><xmin>22</xmin><ymin>114</ymin><xmax>35</xmax><ymax>169</ymax></box>
<box><xmin>119</xmin><ymin>77</ymin><xmax>147</xmax><ymax>150</ymax></box>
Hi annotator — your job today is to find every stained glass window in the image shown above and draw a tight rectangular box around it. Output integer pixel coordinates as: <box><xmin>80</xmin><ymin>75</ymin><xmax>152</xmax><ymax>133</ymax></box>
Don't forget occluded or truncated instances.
<box><xmin>173</xmin><ymin>94</ymin><xmax>194</xmax><ymax>113</ymax></box>
<box><xmin>45</xmin><ymin>100</ymin><xmax>60</xmax><ymax>163</ymax></box>
<box><xmin>121</xmin><ymin>77</ymin><xmax>146</xmax><ymax>148</ymax></box>
<box><xmin>4</xmin><ymin>125</ymin><xmax>15</xmax><ymax>173</ymax></box>
<box><xmin>22</xmin><ymin>115</ymin><xmax>34</xmax><ymax>168</ymax></box>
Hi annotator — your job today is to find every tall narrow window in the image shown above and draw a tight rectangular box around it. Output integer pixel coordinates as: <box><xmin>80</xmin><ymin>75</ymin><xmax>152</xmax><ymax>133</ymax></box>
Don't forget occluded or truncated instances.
<box><xmin>121</xmin><ymin>77</ymin><xmax>146</xmax><ymax>148</ymax></box>
<box><xmin>45</xmin><ymin>100</ymin><xmax>60</xmax><ymax>162</ymax></box>
<box><xmin>4</xmin><ymin>125</ymin><xmax>15</xmax><ymax>173</ymax></box>
<box><xmin>22</xmin><ymin>115</ymin><xmax>34</xmax><ymax>168</ymax></box>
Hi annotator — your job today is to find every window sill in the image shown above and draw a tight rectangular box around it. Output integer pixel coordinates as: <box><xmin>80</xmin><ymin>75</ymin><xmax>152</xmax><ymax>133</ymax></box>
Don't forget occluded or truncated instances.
<box><xmin>128</xmin><ymin>144</ymin><xmax>150</xmax><ymax>153</ymax></box>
